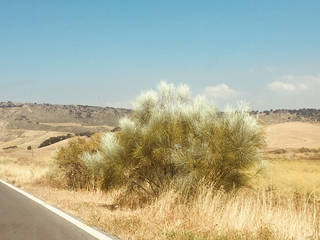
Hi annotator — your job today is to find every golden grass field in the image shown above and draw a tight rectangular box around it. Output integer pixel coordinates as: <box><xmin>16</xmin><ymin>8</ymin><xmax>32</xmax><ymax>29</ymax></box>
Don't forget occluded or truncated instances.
<box><xmin>1</xmin><ymin>122</ymin><xmax>320</xmax><ymax>240</ymax></box>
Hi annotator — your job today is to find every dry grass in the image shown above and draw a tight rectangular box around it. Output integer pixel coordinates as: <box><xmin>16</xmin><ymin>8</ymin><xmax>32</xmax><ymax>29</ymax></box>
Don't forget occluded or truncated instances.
<box><xmin>0</xmin><ymin>156</ymin><xmax>48</xmax><ymax>187</ymax></box>
<box><xmin>260</xmin><ymin>159</ymin><xmax>320</xmax><ymax>197</ymax></box>
<box><xmin>1</xmin><ymin>156</ymin><xmax>320</xmax><ymax>240</ymax></box>
<box><xmin>0</xmin><ymin>130</ymin><xmax>71</xmax><ymax>150</ymax></box>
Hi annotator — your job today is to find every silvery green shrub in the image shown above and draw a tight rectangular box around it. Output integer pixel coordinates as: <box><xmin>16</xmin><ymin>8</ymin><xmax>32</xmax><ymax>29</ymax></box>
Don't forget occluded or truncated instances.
<box><xmin>82</xmin><ymin>82</ymin><xmax>266</xmax><ymax>196</ymax></box>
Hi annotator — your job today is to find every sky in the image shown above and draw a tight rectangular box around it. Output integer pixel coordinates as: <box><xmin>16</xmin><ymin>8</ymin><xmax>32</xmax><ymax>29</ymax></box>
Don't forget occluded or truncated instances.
<box><xmin>1</xmin><ymin>1</ymin><xmax>320</xmax><ymax>111</ymax></box>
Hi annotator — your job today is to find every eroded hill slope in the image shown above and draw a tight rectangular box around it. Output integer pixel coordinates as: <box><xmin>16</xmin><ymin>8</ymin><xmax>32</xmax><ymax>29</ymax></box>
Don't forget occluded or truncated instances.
<box><xmin>0</xmin><ymin>101</ymin><xmax>131</xmax><ymax>133</ymax></box>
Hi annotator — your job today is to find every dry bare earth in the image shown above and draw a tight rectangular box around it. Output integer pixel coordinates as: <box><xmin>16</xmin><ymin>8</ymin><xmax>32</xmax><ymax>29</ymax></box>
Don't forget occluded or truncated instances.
<box><xmin>265</xmin><ymin>122</ymin><xmax>320</xmax><ymax>150</ymax></box>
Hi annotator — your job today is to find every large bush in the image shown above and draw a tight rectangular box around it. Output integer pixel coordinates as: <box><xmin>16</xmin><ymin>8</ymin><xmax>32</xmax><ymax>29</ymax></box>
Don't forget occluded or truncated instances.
<box><xmin>82</xmin><ymin>82</ymin><xmax>266</xmax><ymax>196</ymax></box>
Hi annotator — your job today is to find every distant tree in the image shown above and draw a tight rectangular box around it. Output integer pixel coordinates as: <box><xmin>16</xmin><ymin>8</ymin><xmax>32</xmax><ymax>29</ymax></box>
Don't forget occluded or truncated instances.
<box><xmin>38</xmin><ymin>135</ymin><xmax>70</xmax><ymax>148</ymax></box>
<box><xmin>75</xmin><ymin>112</ymin><xmax>82</xmax><ymax>118</ymax></box>
<box><xmin>111</xmin><ymin>126</ymin><xmax>121</xmax><ymax>132</ymax></box>
<box><xmin>86</xmin><ymin>112</ymin><xmax>92</xmax><ymax>118</ymax></box>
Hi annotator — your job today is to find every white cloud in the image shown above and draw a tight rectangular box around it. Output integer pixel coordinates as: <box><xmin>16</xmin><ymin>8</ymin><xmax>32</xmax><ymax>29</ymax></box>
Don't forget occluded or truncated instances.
<box><xmin>282</xmin><ymin>74</ymin><xmax>320</xmax><ymax>85</ymax></box>
<box><xmin>267</xmin><ymin>73</ymin><xmax>320</xmax><ymax>93</ymax></box>
<box><xmin>268</xmin><ymin>81</ymin><xmax>297</xmax><ymax>92</ymax></box>
<box><xmin>298</xmin><ymin>83</ymin><xmax>309</xmax><ymax>90</ymax></box>
<box><xmin>204</xmin><ymin>84</ymin><xmax>238</xmax><ymax>99</ymax></box>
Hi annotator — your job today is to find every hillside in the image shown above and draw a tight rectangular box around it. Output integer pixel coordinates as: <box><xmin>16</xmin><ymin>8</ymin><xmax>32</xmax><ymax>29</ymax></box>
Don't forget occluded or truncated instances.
<box><xmin>2</xmin><ymin>102</ymin><xmax>319</xmax><ymax>130</ymax></box>
<box><xmin>254</xmin><ymin>108</ymin><xmax>320</xmax><ymax>124</ymax></box>
<box><xmin>1</xmin><ymin>102</ymin><xmax>320</xmax><ymax>159</ymax></box>
<box><xmin>0</xmin><ymin>101</ymin><xmax>132</xmax><ymax>147</ymax></box>
<box><xmin>0</xmin><ymin>101</ymin><xmax>131</xmax><ymax>133</ymax></box>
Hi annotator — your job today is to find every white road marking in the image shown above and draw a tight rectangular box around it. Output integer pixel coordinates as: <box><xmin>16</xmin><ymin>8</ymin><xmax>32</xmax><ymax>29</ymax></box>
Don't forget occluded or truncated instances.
<box><xmin>0</xmin><ymin>179</ymin><xmax>114</xmax><ymax>240</ymax></box>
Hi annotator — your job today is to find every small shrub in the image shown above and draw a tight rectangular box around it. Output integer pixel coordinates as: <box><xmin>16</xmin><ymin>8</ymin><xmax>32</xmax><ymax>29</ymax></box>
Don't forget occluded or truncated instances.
<box><xmin>111</xmin><ymin>126</ymin><xmax>121</xmax><ymax>132</ymax></box>
<box><xmin>3</xmin><ymin>146</ymin><xmax>17</xmax><ymax>150</ymax></box>
<box><xmin>270</xmin><ymin>149</ymin><xmax>287</xmax><ymax>154</ymax></box>
<box><xmin>27</xmin><ymin>146</ymin><xmax>32</xmax><ymax>150</ymax></box>
<box><xmin>49</xmin><ymin>134</ymin><xmax>101</xmax><ymax>190</ymax></box>
<box><xmin>299</xmin><ymin>147</ymin><xmax>312</xmax><ymax>153</ymax></box>
<box><xmin>75</xmin><ymin>132</ymin><xmax>93</xmax><ymax>137</ymax></box>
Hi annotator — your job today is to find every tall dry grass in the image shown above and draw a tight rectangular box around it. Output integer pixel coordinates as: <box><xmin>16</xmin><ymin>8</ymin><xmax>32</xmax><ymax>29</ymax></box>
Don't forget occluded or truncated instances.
<box><xmin>1</xmin><ymin>156</ymin><xmax>319</xmax><ymax>240</ymax></box>
<box><xmin>0</xmin><ymin>156</ymin><xmax>47</xmax><ymax>187</ymax></box>
<box><xmin>21</xmin><ymin>184</ymin><xmax>320</xmax><ymax>240</ymax></box>
<box><xmin>263</xmin><ymin>159</ymin><xmax>320</xmax><ymax>197</ymax></box>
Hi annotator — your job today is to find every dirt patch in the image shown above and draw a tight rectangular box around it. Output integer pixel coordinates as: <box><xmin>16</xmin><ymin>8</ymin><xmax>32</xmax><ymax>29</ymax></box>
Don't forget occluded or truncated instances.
<box><xmin>265</xmin><ymin>122</ymin><xmax>320</xmax><ymax>150</ymax></box>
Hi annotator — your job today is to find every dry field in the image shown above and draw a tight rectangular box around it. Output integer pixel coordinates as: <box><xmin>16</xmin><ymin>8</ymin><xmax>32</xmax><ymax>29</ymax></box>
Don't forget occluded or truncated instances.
<box><xmin>0</xmin><ymin>130</ymin><xmax>72</xmax><ymax>157</ymax></box>
<box><xmin>266</xmin><ymin>122</ymin><xmax>320</xmax><ymax>150</ymax></box>
<box><xmin>0</xmin><ymin>122</ymin><xmax>320</xmax><ymax>240</ymax></box>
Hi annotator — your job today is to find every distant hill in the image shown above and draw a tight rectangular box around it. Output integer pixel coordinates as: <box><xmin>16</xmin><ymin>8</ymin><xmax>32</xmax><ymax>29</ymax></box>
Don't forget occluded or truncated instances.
<box><xmin>0</xmin><ymin>101</ymin><xmax>132</xmax><ymax>134</ymax></box>
<box><xmin>253</xmin><ymin>108</ymin><xmax>320</xmax><ymax>124</ymax></box>
<box><xmin>1</xmin><ymin>102</ymin><xmax>320</xmax><ymax>157</ymax></box>
<box><xmin>1</xmin><ymin>101</ymin><xmax>320</xmax><ymax>132</ymax></box>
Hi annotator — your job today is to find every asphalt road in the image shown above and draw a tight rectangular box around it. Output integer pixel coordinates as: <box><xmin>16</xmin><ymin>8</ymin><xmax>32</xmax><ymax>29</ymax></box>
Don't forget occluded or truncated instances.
<box><xmin>0</xmin><ymin>180</ymin><xmax>120</xmax><ymax>240</ymax></box>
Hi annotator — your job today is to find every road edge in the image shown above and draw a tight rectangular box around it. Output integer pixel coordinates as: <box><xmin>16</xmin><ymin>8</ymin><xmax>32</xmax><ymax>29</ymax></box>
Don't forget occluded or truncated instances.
<box><xmin>0</xmin><ymin>179</ymin><xmax>121</xmax><ymax>240</ymax></box>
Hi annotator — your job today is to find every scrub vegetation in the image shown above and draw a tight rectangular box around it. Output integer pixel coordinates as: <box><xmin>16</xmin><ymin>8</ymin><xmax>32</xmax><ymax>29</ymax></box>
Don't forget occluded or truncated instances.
<box><xmin>0</xmin><ymin>82</ymin><xmax>319</xmax><ymax>239</ymax></box>
<box><xmin>53</xmin><ymin>82</ymin><xmax>266</xmax><ymax>199</ymax></box>
<box><xmin>48</xmin><ymin>134</ymin><xmax>102</xmax><ymax>189</ymax></box>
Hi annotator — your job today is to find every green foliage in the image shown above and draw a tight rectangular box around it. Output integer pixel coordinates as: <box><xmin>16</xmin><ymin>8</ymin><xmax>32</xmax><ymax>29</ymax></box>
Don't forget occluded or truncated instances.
<box><xmin>299</xmin><ymin>147</ymin><xmax>320</xmax><ymax>153</ymax></box>
<box><xmin>38</xmin><ymin>134</ymin><xmax>73</xmax><ymax>148</ymax></box>
<box><xmin>75</xmin><ymin>132</ymin><xmax>94</xmax><ymax>137</ymax></box>
<box><xmin>299</xmin><ymin>147</ymin><xmax>312</xmax><ymax>153</ymax></box>
<box><xmin>3</xmin><ymin>146</ymin><xmax>17</xmax><ymax>150</ymax></box>
<box><xmin>82</xmin><ymin>82</ymin><xmax>266</xmax><ymax>197</ymax></box>
<box><xmin>51</xmin><ymin>134</ymin><xmax>101</xmax><ymax>189</ymax></box>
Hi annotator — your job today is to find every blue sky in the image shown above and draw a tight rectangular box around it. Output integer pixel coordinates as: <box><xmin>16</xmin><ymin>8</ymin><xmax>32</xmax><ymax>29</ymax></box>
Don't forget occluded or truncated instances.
<box><xmin>1</xmin><ymin>1</ymin><xmax>320</xmax><ymax>110</ymax></box>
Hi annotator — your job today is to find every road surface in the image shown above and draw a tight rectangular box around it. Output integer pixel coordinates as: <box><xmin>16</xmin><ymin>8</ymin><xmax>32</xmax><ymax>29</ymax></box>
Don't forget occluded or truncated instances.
<box><xmin>0</xmin><ymin>180</ymin><xmax>120</xmax><ymax>240</ymax></box>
